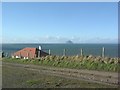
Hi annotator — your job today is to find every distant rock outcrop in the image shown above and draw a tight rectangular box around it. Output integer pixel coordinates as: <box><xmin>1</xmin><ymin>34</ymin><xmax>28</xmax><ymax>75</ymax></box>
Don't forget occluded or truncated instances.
<box><xmin>66</xmin><ymin>40</ymin><xmax>73</xmax><ymax>44</ymax></box>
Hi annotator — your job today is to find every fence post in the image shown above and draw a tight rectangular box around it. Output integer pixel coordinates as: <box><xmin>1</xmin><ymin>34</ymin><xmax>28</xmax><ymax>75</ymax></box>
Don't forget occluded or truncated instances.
<box><xmin>102</xmin><ymin>47</ymin><xmax>105</xmax><ymax>58</ymax></box>
<box><xmin>63</xmin><ymin>49</ymin><xmax>66</xmax><ymax>56</ymax></box>
<box><xmin>81</xmin><ymin>48</ymin><xmax>83</xmax><ymax>56</ymax></box>
<box><xmin>49</xmin><ymin>49</ymin><xmax>51</xmax><ymax>55</ymax></box>
<box><xmin>6</xmin><ymin>53</ymin><xmax>8</xmax><ymax>57</ymax></box>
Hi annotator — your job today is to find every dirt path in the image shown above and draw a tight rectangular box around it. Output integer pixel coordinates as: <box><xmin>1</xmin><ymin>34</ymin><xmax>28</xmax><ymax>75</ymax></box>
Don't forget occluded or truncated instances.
<box><xmin>3</xmin><ymin>62</ymin><xmax>119</xmax><ymax>87</ymax></box>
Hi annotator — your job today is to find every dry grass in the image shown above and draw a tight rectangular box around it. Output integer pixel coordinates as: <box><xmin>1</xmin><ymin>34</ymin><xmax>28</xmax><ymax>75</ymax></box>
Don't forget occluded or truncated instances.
<box><xmin>2</xmin><ymin>55</ymin><xmax>120</xmax><ymax>72</ymax></box>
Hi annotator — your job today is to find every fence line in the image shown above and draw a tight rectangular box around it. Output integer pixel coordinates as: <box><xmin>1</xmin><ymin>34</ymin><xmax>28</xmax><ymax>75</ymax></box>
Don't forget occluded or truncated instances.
<box><xmin>48</xmin><ymin>49</ymin><xmax>51</xmax><ymax>55</ymax></box>
<box><xmin>81</xmin><ymin>48</ymin><xmax>83</xmax><ymax>56</ymax></box>
<box><xmin>102</xmin><ymin>47</ymin><xmax>105</xmax><ymax>58</ymax></box>
<box><xmin>63</xmin><ymin>49</ymin><xmax>66</xmax><ymax>56</ymax></box>
<box><xmin>3</xmin><ymin>47</ymin><xmax>107</xmax><ymax>57</ymax></box>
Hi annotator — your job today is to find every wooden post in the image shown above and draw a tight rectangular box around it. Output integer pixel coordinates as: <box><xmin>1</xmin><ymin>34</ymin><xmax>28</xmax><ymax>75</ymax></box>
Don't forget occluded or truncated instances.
<box><xmin>63</xmin><ymin>49</ymin><xmax>66</xmax><ymax>56</ymax></box>
<box><xmin>49</xmin><ymin>49</ymin><xmax>51</xmax><ymax>55</ymax></box>
<box><xmin>81</xmin><ymin>48</ymin><xmax>83</xmax><ymax>56</ymax></box>
<box><xmin>6</xmin><ymin>53</ymin><xmax>8</xmax><ymax>57</ymax></box>
<box><xmin>102</xmin><ymin>47</ymin><xmax>105</xmax><ymax>58</ymax></box>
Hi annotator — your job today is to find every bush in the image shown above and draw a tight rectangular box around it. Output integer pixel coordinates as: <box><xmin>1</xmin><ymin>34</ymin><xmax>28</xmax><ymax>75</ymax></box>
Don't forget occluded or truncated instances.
<box><xmin>3</xmin><ymin>55</ymin><xmax>119</xmax><ymax>72</ymax></box>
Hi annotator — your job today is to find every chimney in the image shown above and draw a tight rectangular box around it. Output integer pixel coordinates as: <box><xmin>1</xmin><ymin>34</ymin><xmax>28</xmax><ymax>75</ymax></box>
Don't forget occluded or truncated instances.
<box><xmin>38</xmin><ymin>46</ymin><xmax>42</xmax><ymax>58</ymax></box>
<box><xmin>39</xmin><ymin>46</ymin><xmax>42</xmax><ymax>50</ymax></box>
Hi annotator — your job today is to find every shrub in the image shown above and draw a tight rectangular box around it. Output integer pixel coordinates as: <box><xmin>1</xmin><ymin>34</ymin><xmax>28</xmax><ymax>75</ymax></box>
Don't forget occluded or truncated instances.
<box><xmin>3</xmin><ymin>55</ymin><xmax>119</xmax><ymax>72</ymax></box>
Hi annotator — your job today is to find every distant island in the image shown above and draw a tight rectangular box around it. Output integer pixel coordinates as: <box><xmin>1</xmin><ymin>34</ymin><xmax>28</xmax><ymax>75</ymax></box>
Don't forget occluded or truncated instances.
<box><xmin>66</xmin><ymin>40</ymin><xmax>73</xmax><ymax>44</ymax></box>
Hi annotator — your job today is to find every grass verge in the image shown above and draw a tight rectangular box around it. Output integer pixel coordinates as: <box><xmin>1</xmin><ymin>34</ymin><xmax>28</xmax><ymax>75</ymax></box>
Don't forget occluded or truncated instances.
<box><xmin>2</xmin><ymin>55</ymin><xmax>120</xmax><ymax>72</ymax></box>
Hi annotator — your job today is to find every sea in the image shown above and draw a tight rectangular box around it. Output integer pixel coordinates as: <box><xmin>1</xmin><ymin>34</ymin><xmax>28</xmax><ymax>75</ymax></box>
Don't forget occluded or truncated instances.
<box><xmin>1</xmin><ymin>43</ymin><xmax>118</xmax><ymax>58</ymax></box>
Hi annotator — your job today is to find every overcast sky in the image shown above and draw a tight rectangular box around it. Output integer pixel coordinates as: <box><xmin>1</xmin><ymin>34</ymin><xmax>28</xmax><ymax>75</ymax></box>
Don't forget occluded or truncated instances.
<box><xmin>2</xmin><ymin>2</ymin><xmax>118</xmax><ymax>43</ymax></box>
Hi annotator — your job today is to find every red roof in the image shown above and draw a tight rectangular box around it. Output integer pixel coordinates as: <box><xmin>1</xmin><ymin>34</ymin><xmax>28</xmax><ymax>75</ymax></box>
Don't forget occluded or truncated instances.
<box><xmin>13</xmin><ymin>48</ymin><xmax>37</xmax><ymax>59</ymax></box>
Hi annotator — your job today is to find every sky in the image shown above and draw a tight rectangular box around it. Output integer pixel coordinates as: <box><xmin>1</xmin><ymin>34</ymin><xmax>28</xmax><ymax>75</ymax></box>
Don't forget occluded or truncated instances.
<box><xmin>2</xmin><ymin>2</ymin><xmax>118</xmax><ymax>43</ymax></box>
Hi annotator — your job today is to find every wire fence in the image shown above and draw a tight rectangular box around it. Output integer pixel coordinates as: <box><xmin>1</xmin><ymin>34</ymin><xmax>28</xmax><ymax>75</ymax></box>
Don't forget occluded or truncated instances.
<box><xmin>1</xmin><ymin>47</ymin><xmax>118</xmax><ymax>58</ymax></box>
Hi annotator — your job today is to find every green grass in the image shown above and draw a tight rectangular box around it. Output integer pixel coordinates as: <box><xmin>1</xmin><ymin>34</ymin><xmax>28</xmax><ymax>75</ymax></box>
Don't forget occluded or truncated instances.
<box><xmin>3</xmin><ymin>64</ymin><xmax>114</xmax><ymax>88</ymax></box>
<box><xmin>2</xmin><ymin>55</ymin><xmax>120</xmax><ymax>72</ymax></box>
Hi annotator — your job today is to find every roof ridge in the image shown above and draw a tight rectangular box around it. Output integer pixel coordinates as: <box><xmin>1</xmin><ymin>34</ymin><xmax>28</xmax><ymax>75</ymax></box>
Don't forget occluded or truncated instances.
<box><xmin>24</xmin><ymin>47</ymin><xmax>36</xmax><ymax>49</ymax></box>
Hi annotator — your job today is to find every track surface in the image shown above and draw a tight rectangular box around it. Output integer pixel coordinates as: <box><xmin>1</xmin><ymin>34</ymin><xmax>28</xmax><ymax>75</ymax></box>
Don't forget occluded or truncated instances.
<box><xmin>2</xmin><ymin>62</ymin><xmax>119</xmax><ymax>87</ymax></box>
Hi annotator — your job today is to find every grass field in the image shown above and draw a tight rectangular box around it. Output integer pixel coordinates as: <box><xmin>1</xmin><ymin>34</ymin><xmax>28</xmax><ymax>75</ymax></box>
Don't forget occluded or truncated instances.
<box><xmin>2</xmin><ymin>56</ymin><xmax>119</xmax><ymax>88</ymax></box>
<box><xmin>2</xmin><ymin>61</ymin><xmax>116</xmax><ymax>88</ymax></box>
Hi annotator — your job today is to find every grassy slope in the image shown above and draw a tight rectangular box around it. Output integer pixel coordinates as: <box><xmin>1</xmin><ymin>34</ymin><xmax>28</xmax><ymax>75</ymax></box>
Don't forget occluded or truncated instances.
<box><xmin>2</xmin><ymin>62</ymin><xmax>114</xmax><ymax>88</ymax></box>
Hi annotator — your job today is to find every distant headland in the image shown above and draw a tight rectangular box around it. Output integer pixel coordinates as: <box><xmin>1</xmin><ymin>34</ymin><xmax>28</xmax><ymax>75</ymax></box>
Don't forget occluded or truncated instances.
<box><xmin>66</xmin><ymin>40</ymin><xmax>73</xmax><ymax>44</ymax></box>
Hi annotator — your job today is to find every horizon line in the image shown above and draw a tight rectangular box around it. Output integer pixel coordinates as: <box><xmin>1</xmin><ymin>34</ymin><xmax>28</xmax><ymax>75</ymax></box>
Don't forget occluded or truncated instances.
<box><xmin>1</xmin><ymin>42</ymin><xmax>118</xmax><ymax>44</ymax></box>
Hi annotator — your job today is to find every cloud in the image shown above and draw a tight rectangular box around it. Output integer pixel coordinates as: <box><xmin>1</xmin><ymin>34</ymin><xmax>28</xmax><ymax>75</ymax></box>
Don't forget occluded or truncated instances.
<box><xmin>2</xmin><ymin>36</ymin><xmax>118</xmax><ymax>44</ymax></box>
<box><xmin>84</xmin><ymin>37</ymin><xmax>118</xmax><ymax>43</ymax></box>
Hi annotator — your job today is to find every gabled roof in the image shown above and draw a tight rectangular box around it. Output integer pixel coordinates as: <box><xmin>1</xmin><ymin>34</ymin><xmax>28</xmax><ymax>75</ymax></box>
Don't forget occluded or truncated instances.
<box><xmin>13</xmin><ymin>47</ymin><xmax>36</xmax><ymax>58</ymax></box>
